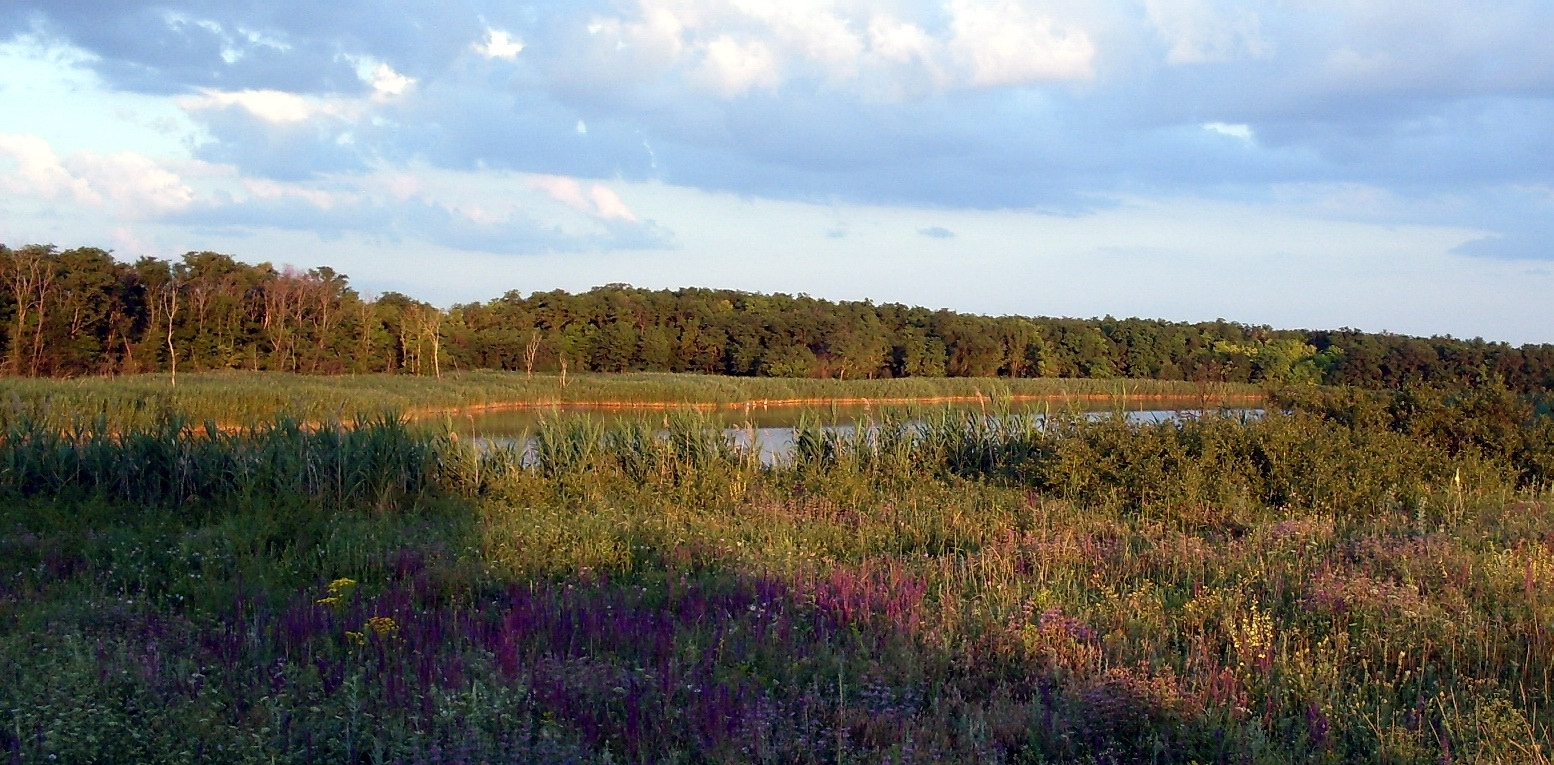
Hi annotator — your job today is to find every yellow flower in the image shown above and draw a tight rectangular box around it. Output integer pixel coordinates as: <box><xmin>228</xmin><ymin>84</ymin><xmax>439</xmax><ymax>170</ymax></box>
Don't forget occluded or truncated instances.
<box><xmin>365</xmin><ymin>616</ymin><xmax>399</xmax><ymax>639</ymax></box>
<box><xmin>1230</xmin><ymin>605</ymin><xmax>1275</xmax><ymax>671</ymax></box>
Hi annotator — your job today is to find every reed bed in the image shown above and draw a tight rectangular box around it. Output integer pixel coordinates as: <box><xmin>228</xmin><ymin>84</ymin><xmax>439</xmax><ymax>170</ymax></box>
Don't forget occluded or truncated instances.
<box><xmin>0</xmin><ymin>370</ymin><xmax>1256</xmax><ymax>431</ymax></box>
<box><xmin>2</xmin><ymin>388</ymin><xmax>1551</xmax><ymax>763</ymax></box>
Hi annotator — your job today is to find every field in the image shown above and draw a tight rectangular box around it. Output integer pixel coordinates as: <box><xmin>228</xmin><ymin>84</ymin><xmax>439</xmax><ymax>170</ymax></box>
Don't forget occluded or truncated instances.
<box><xmin>2</xmin><ymin>381</ymin><xmax>1553</xmax><ymax>763</ymax></box>
<box><xmin>0</xmin><ymin>371</ymin><xmax>1260</xmax><ymax>431</ymax></box>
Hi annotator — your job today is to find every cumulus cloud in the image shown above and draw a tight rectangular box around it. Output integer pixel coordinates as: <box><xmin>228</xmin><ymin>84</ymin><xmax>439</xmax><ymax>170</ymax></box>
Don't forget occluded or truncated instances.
<box><xmin>569</xmin><ymin>0</ymin><xmax>1098</xmax><ymax>98</ymax></box>
<box><xmin>589</xmin><ymin>185</ymin><xmax>639</xmax><ymax>222</ymax></box>
<box><xmin>722</xmin><ymin>1</ymin><xmax>865</xmax><ymax>82</ymax></box>
<box><xmin>946</xmin><ymin>0</ymin><xmax>1096</xmax><ymax>86</ymax></box>
<box><xmin>0</xmin><ymin>133</ymin><xmax>193</xmax><ymax>217</ymax></box>
<box><xmin>239</xmin><ymin>177</ymin><xmax>353</xmax><ymax>210</ymax></box>
<box><xmin>64</xmin><ymin>151</ymin><xmax>195</xmax><ymax>215</ymax></box>
<box><xmin>530</xmin><ymin>175</ymin><xmax>641</xmax><ymax>222</ymax></box>
<box><xmin>475</xmin><ymin>28</ymin><xmax>524</xmax><ymax>60</ymax></box>
<box><xmin>529</xmin><ymin>174</ymin><xmax>591</xmax><ymax>212</ymax></box>
<box><xmin>8</xmin><ymin>0</ymin><xmax>1554</xmax><ymax>252</ymax></box>
<box><xmin>179</xmin><ymin>88</ymin><xmax>340</xmax><ymax>123</ymax></box>
<box><xmin>0</xmin><ymin>133</ymin><xmax>95</xmax><ymax>204</ymax></box>
<box><xmin>865</xmin><ymin>16</ymin><xmax>940</xmax><ymax>69</ymax></box>
<box><xmin>693</xmin><ymin>35</ymin><xmax>781</xmax><ymax>96</ymax></box>
<box><xmin>350</xmin><ymin>57</ymin><xmax>414</xmax><ymax>100</ymax></box>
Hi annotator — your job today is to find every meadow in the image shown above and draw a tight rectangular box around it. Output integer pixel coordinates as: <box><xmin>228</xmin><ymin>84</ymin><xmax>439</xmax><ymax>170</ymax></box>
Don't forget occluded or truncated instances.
<box><xmin>2</xmin><ymin>382</ymin><xmax>1552</xmax><ymax>763</ymax></box>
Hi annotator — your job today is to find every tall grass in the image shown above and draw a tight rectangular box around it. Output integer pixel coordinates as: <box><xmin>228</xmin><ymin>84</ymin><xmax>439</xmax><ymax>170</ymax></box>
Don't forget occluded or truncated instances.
<box><xmin>0</xmin><ymin>413</ymin><xmax>442</xmax><ymax>509</ymax></box>
<box><xmin>2</xmin><ymin>387</ymin><xmax>1551</xmax><ymax>762</ymax></box>
<box><xmin>0</xmin><ymin>369</ymin><xmax>1258</xmax><ymax>431</ymax></box>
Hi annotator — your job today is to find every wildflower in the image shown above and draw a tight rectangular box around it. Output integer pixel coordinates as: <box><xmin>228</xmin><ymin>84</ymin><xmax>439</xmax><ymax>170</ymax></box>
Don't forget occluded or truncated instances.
<box><xmin>1230</xmin><ymin>604</ymin><xmax>1275</xmax><ymax>672</ymax></box>
<box><xmin>317</xmin><ymin>577</ymin><xmax>358</xmax><ymax>606</ymax></box>
<box><xmin>366</xmin><ymin>615</ymin><xmax>399</xmax><ymax>639</ymax></box>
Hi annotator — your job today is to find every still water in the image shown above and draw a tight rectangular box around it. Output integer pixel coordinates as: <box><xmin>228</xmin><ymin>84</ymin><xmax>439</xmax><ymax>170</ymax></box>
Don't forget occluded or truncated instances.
<box><xmin>421</xmin><ymin>399</ymin><xmax>1262</xmax><ymax>465</ymax></box>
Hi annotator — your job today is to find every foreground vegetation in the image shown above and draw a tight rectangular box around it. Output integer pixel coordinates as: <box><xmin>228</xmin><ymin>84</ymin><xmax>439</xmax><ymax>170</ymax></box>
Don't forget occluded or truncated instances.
<box><xmin>5</xmin><ymin>244</ymin><xmax>1553</xmax><ymax>393</ymax></box>
<box><xmin>3</xmin><ymin>384</ymin><xmax>1552</xmax><ymax>763</ymax></box>
<box><xmin>0</xmin><ymin>370</ymin><xmax>1255</xmax><ymax>431</ymax></box>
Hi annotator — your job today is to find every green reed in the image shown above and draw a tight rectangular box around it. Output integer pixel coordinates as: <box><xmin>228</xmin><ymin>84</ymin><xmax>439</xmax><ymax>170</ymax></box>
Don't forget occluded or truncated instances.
<box><xmin>0</xmin><ymin>412</ymin><xmax>441</xmax><ymax>509</ymax></box>
<box><xmin>0</xmin><ymin>370</ymin><xmax>1257</xmax><ymax>431</ymax></box>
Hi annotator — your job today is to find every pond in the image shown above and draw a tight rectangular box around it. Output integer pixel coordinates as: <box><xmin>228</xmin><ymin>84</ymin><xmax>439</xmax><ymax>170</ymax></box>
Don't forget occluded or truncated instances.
<box><xmin>420</xmin><ymin>398</ymin><xmax>1263</xmax><ymax>465</ymax></box>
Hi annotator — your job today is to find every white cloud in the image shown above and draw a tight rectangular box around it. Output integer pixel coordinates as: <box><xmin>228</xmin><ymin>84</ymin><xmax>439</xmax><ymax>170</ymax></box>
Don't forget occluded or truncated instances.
<box><xmin>590</xmin><ymin>185</ymin><xmax>639</xmax><ymax>222</ymax></box>
<box><xmin>237</xmin><ymin>26</ymin><xmax>293</xmax><ymax>54</ymax></box>
<box><xmin>240</xmin><ymin>177</ymin><xmax>352</xmax><ymax>210</ymax></box>
<box><xmin>866</xmin><ymin>16</ymin><xmax>939</xmax><ymax>67</ymax></box>
<box><xmin>1202</xmin><ymin>121</ymin><xmax>1253</xmax><ymax>141</ymax></box>
<box><xmin>861</xmin><ymin>15</ymin><xmax>949</xmax><ymax>96</ymax></box>
<box><xmin>946</xmin><ymin>0</ymin><xmax>1096</xmax><ymax>86</ymax></box>
<box><xmin>475</xmin><ymin>28</ymin><xmax>525</xmax><ymax>60</ymax></box>
<box><xmin>1145</xmin><ymin>0</ymin><xmax>1271</xmax><ymax>65</ymax></box>
<box><xmin>586</xmin><ymin>6</ymin><xmax>688</xmax><ymax>71</ymax></box>
<box><xmin>0</xmin><ymin>133</ymin><xmax>96</xmax><ymax>204</ymax></box>
<box><xmin>63</xmin><ymin>151</ymin><xmax>194</xmax><ymax>216</ymax></box>
<box><xmin>0</xmin><ymin>133</ymin><xmax>193</xmax><ymax>217</ymax></box>
<box><xmin>694</xmin><ymin>35</ymin><xmax>781</xmax><ymax>96</ymax></box>
<box><xmin>367</xmin><ymin>63</ymin><xmax>415</xmax><ymax>99</ymax></box>
<box><xmin>343</xmin><ymin>55</ymin><xmax>415</xmax><ymax>100</ymax></box>
<box><xmin>530</xmin><ymin>174</ymin><xmax>641</xmax><ymax>222</ymax></box>
<box><xmin>530</xmin><ymin>174</ymin><xmax>591</xmax><ymax>213</ymax></box>
<box><xmin>575</xmin><ymin>1</ymin><xmax>1097</xmax><ymax>98</ymax></box>
<box><xmin>725</xmin><ymin>1</ymin><xmax>864</xmax><ymax>80</ymax></box>
<box><xmin>179</xmin><ymin>89</ymin><xmax>322</xmax><ymax>123</ymax></box>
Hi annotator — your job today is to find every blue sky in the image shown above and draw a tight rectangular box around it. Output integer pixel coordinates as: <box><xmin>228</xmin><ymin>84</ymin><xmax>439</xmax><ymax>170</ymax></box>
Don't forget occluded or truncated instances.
<box><xmin>2</xmin><ymin>1</ymin><xmax>1551</xmax><ymax>342</ymax></box>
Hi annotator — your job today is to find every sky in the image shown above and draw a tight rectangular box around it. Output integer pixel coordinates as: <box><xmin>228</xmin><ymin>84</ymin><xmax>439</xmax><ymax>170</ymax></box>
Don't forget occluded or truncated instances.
<box><xmin>1</xmin><ymin>1</ymin><xmax>1552</xmax><ymax>344</ymax></box>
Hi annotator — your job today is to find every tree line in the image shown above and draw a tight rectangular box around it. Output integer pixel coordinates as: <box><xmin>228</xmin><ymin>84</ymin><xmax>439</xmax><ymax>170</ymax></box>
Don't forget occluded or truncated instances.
<box><xmin>3</xmin><ymin>243</ymin><xmax>1552</xmax><ymax>392</ymax></box>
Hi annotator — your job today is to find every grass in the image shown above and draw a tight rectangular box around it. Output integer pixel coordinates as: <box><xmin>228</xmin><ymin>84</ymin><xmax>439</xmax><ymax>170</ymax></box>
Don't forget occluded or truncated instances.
<box><xmin>2</xmin><ymin>388</ymin><xmax>1551</xmax><ymax>762</ymax></box>
<box><xmin>0</xmin><ymin>370</ymin><xmax>1260</xmax><ymax>432</ymax></box>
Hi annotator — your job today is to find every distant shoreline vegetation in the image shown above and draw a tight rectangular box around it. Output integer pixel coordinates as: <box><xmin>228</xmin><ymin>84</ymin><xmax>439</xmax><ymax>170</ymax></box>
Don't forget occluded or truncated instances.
<box><xmin>1</xmin><ymin>243</ymin><xmax>1551</xmax><ymax>393</ymax></box>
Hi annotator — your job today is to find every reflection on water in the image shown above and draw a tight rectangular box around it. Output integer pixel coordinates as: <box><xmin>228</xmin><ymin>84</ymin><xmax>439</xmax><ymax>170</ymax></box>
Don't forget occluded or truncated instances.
<box><xmin>421</xmin><ymin>399</ymin><xmax>1263</xmax><ymax>465</ymax></box>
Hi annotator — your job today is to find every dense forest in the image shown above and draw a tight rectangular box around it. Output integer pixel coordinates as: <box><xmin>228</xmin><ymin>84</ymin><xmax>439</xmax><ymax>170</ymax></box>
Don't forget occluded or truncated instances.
<box><xmin>3</xmin><ymin>243</ymin><xmax>1552</xmax><ymax>392</ymax></box>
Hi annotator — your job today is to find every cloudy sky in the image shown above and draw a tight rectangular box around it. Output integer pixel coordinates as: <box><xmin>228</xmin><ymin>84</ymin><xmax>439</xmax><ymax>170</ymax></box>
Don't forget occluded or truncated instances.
<box><xmin>2</xmin><ymin>1</ymin><xmax>1551</xmax><ymax>343</ymax></box>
